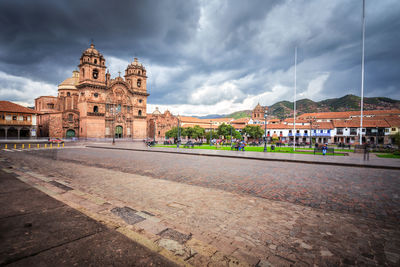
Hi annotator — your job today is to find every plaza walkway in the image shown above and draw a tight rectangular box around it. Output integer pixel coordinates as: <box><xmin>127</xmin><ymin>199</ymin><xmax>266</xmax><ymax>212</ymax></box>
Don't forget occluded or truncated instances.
<box><xmin>87</xmin><ymin>141</ymin><xmax>400</xmax><ymax>170</ymax></box>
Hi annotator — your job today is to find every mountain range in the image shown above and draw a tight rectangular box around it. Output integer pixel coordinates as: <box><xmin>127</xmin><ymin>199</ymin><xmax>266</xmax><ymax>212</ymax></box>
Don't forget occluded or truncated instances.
<box><xmin>196</xmin><ymin>95</ymin><xmax>400</xmax><ymax>120</ymax></box>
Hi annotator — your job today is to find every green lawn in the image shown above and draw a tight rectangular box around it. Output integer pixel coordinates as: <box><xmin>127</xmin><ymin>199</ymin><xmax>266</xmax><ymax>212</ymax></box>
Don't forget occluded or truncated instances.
<box><xmin>153</xmin><ymin>144</ymin><xmax>346</xmax><ymax>156</ymax></box>
<box><xmin>375</xmin><ymin>153</ymin><xmax>400</xmax><ymax>159</ymax></box>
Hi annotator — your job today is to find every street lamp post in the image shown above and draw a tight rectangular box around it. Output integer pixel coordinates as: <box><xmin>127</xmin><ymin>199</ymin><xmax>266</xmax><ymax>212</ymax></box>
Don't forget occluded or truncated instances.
<box><xmin>111</xmin><ymin>106</ymin><xmax>116</xmax><ymax>145</ymax></box>
<box><xmin>177</xmin><ymin>116</ymin><xmax>180</xmax><ymax>148</ymax></box>
<box><xmin>309</xmin><ymin>118</ymin><xmax>312</xmax><ymax>148</ymax></box>
<box><xmin>153</xmin><ymin>120</ymin><xmax>156</xmax><ymax>143</ymax></box>
<box><xmin>264</xmin><ymin>109</ymin><xmax>268</xmax><ymax>152</ymax></box>
<box><xmin>230</xmin><ymin>125</ymin><xmax>232</xmax><ymax>145</ymax></box>
<box><xmin>209</xmin><ymin>121</ymin><xmax>212</xmax><ymax>145</ymax></box>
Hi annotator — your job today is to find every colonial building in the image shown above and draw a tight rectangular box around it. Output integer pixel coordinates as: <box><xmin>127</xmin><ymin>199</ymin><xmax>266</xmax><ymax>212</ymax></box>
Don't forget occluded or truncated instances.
<box><xmin>251</xmin><ymin>103</ymin><xmax>267</xmax><ymax>123</ymax></box>
<box><xmin>0</xmin><ymin>101</ymin><xmax>38</xmax><ymax>139</ymax></box>
<box><xmin>147</xmin><ymin>108</ymin><xmax>178</xmax><ymax>140</ymax></box>
<box><xmin>35</xmin><ymin>44</ymin><xmax>148</xmax><ymax>139</ymax></box>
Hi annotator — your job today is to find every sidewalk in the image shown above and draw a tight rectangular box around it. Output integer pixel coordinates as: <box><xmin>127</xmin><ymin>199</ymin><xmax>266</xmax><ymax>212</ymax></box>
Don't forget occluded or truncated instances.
<box><xmin>0</xmin><ymin>169</ymin><xmax>178</xmax><ymax>266</ymax></box>
<box><xmin>87</xmin><ymin>142</ymin><xmax>400</xmax><ymax>170</ymax></box>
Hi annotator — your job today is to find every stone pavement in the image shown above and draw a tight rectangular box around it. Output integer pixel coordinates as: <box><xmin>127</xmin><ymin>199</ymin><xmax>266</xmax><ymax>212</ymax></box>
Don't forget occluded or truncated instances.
<box><xmin>87</xmin><ymin>141</ymin><xmax>400</xmax><ymax>170</ymax></box>
<box><xmin>1</xmin><ymin>151</ymin><xmax>399</xmax><ymax>266</ymax></box>
<box><xmin>0</xmin><ymin>168</ymin><xmax>179</xmax><ymax>266</ymax></box>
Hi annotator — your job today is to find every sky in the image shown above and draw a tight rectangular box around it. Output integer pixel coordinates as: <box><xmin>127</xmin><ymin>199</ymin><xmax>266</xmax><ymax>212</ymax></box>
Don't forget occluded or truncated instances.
<box><xmin>0</xmin><ymin>0</ymin><xmax>399</xmax><ymax>116</ymax></box>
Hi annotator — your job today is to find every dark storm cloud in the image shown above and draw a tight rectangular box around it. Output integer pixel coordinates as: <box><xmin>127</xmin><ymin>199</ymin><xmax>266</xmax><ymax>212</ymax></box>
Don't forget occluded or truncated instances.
<box><xmin>0</xmin><ymin>0</ymin><xmax>200</xmax><ymax>84</ymax></box>
<box><xmin>0</xmin><ymin>0</ymin><xmax>399</xmax><ymax>112</ymax></box>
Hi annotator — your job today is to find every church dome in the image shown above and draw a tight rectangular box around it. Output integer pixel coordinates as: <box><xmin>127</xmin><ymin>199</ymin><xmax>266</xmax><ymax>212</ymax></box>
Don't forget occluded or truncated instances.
<box><xmin>83</xmin><ymin>43</ymin><xmax>100</xmax><ymax>56</ymax></box>
<box><xmin>58</xmin><ymin>71</ymin><xmax>79</xmax><ymax>90</ymax></box>
<box><xmin>127</xmin><ymin>58</ymin><xmax>146</xmax><ymax>71</ymax></box>
<box><xmin>152</xmin><ymin>107</ymin><xmax>161</xmax><ymax>115</ymax></box>
<box><xmin>80</xmin><ymin>43</ymin><xmax>105</xmax><ymax>63</ymax></box>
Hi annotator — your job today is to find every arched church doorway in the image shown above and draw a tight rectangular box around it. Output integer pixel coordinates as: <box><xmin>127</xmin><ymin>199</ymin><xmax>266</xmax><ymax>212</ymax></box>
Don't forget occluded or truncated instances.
<box><xmin>66</xmin><ymin>129</ymin><xmax>76</xmax><ymax>138</ymax></box>
<box><xmin>115</xmin><ymin>126</ymin><xmax>123</xmax><ymax>138</ymax></box>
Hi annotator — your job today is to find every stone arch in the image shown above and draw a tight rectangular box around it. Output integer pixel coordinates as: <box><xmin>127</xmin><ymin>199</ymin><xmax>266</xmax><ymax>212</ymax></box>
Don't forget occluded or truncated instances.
<box><xmin>66</xmin><ymin>129</ymin><xmax>75</xmax><ymax>138</ymax></box>
<box><xmin>20</xmin><ymin>127</ymin><xmax>30</xmax><ymax>138</ymax></box>
<box><xmin>7</xmin><ymin>127</ymin><xmax>18</xmax><ymax>138</ymax></box>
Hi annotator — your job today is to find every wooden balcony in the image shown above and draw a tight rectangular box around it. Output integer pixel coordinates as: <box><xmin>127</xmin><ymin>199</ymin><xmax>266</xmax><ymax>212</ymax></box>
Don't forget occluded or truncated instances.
<box><xmin>0</xmin><ymin>119</ymin><xmax>32</xmax><ymax>126</ymax></box>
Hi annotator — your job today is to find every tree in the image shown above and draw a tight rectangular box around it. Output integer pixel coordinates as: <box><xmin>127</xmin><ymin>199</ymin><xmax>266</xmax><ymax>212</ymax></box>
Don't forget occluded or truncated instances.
<box><xmin>206</xmin><ymin>130</ymin><xmax>219</xmax><ymax>143</ymax></box>
<box><xmin>192</xmin><ymin>125</ymin><xmax>205</xmax><ymax>139</ymax></box>
<box><xmin>165</xmin><ymin>127</ymin><xmax>184</xmax><ymax>139</ymax></box>
<box><xmin>242</xmin><ymin>125</ymin><xmax>264</xmax><ymax>139</ymax></box>
<box><xmin>391</xmin><ymin>132</ymin><xmax>400</xmax><ymax>148</ymax></box>
<box><xmin>217</xmin><ymin>123</ymin><xmax>241</xmax><ymax>140</ymax></box>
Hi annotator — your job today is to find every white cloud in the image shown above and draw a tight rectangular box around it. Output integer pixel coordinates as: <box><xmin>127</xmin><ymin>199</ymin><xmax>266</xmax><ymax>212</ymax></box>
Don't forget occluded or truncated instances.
<box><xmin>0</xmin><ymin>71</ymin><xmax>57</xmax><ymax>105</ymax></box>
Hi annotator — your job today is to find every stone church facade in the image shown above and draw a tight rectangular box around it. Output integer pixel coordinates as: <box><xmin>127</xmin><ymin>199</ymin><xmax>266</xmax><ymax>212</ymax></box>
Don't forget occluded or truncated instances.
<box><xmin>35</xmin><ymin>44</ymin><xmax>148</xmax><ymax>139</ymax></box>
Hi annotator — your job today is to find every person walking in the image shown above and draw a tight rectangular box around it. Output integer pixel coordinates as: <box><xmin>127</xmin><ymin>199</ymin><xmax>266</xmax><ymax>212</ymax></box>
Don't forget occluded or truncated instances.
<box><xmin>322</xmin><ymin>143</ymin><xmax>327</xmax><ymax>156</ymax></box>
<box><xmin>364</xmin><ymin>142</ymin><xmax>370</xmax><ymax>161</ymax></box>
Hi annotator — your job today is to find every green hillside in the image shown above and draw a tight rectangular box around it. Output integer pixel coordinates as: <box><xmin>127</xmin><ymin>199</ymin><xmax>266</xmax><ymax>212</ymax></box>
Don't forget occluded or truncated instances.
<box><xmin>222</xmin><ymin>94</ymin><xmax>400</xmax><ymax>120</ymax></box>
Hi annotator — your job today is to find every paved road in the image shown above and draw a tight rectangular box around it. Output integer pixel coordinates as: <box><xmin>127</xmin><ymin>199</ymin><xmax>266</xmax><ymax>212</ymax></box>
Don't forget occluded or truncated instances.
<box><xmin>8</xmin><ymin>146</ymin><xmax>400</xmax><ymax>223</ymax></box>
<box><xmin>2</xmin><ymin>146</ymin><xmax>400</xmax><ymax>266</ymax></box>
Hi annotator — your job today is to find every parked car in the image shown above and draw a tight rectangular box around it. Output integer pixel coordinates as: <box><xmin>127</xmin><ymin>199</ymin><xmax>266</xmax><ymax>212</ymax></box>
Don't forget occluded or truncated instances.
<box><xmin>48</xmin><ymin>138</ymin><xmax>64</xmax><ymax>144</ymax></box>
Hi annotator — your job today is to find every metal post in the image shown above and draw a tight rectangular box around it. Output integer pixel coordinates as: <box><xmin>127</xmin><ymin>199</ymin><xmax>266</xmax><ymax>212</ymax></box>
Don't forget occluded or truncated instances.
<box><xmin>309</xmin><ymin>119</ymin><xmax>312</xmax><ymax>148</ymax></box>
<box><xmin>230</xmin><ymin>125</ymin><xmax>232</xmax><ymax>145</ymax></box>
<box><xmin>376</xmin><ymin>126</ymin><xmax>378</xmax><ymax>146</ymax></box>
<box><xmin>154</xmin><ymin>120</ymin><xmax>156</xmax><ymax>142</ymax></box>
<box><xmin>293</xmin><ymin>46</ymin><xmax>297</xmax><ymax>151</ymax></box>
<box><xmin>177</xmin><ymin>117</ymin><xmax>180</xmax><ymax>148</ymax></box>
<box><xmin>264</xmin><ymin>109</ymin><xmax>268</xmax><ymax>152</ymax></box>
<box><xmin>359</xmin><ymin>0</ymin><xmax>366</xmax><ymax>145</ymax></box>
<box><xmin>209</xmin><ymin>121</ymin><xmax>212</xmax><ymax>145</ymax></box>
<box><xmin>112</xmin><ymin>107</ymin><xmax>115</xmax><ymax>145</ymax></box>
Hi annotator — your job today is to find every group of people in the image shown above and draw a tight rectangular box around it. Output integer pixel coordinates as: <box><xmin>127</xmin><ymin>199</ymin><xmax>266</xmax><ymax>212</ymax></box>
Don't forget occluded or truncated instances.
<box><xmin>232</xmin><ymin>140</ymin><xmax>247</xmax><ymax>151</ymax></box>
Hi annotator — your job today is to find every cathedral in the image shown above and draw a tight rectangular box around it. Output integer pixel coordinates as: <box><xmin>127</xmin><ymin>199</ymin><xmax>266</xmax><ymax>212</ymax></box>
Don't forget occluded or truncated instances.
<box><xmin>35</xmin><ymin>44</ymin><xmax>148</xmax><ymax>139</ymax></box>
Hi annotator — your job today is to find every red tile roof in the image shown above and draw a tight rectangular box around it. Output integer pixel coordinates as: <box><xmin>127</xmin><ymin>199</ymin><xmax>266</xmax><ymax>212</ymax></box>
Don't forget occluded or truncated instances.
<box><xmin>384</xmin><ymin>116</ymin><xmax>400</xmax><ymax>127</ymax></box>
<box><xmin>231</xmin><ymin>118</ymin><xmax>250</xmax><ymax>124</ymax></box>
<box><xmin>298</xmin><ymin>109</ymin><xmax>400</xmax><ymax>120</ymax></box>
<box><xmin>0</xmin><ymin>101</ymin><xmax>37</xmax><ymax>114</ymax></box>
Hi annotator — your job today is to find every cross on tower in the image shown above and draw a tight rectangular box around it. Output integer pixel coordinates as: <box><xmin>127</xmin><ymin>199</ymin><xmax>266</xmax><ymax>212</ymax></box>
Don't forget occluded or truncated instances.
<box><xmin>118</xmin><ymin>71</ymin><xmax>121</xmax><ymax>77</ymax></box>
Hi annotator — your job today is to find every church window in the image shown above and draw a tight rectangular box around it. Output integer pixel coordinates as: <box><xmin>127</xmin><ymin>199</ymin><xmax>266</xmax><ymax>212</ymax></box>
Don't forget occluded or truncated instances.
<box><xmin>139</xmin><ymin>99</ymin><xmax>143</xmax><ymax>103</ymax></box>
<box><xmin>127</xmin><ymin>106</ymin><xmax>130</xmax><ymax>112</ymax></box>
<box><xmin>94</xmin><ymin>59</ymin><xmax>97</xmax><ymax>64</ymax></box>
<box><xmin>106</xmin><ymin>104</ymin><xmax>109</xmax><ymax>111</ymax></box>
<box><xmin>82</xmin><ymin>68</ymin><xmax>85</xmax><ymax>78</ymax></box>
<box><xmin>137</xmin><ymin>79</ymin><xmax>141</xmax><ymax>87</ymax></box>
<box><xmin>13</xmin><ymin>115</ymin><xmax>17</xmax><ymax>120</ymax></box>
<box><xmin>67</xmin><ymin>92</ymin><xmax>71</xmax><ymax>96</ymax></box>
<box><xmin>92</xmin><ymin>69</ymin><xmax>99</xmax><ymax>79</ymax></box>
<box><xmin>68</xmin><ymin>114</ymin><xmax>73</xmax><ymax>121</ymax></box>
<box><xmin>138</xmin><ymin>110</ymin><xmax>142</xmax><ymax>116</ymax></box>
<box><xmin>94</xmin><ymin>93</ymin><xmax>98</xmax><ymax>98</ymax></box>
<box><xmin>47</xmin><ymin>103</ymin><xmax>54</xmax><ymax>109</ymax></box>
<box><xmin>117</xmin><ymin>104</ymin><xmax>121</xmax><ymax>112</ymax></box>
<box><xmin>93</xmin><ymin>106</ymin><xmax>98</xmax><ymax>113</ymax></box>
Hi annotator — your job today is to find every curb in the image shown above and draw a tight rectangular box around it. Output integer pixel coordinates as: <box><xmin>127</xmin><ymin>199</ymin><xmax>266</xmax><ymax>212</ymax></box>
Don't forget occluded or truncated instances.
<box><xmin>86</xmin><ymin>145</ymin><xmax>400</xmax><ymax>171</ymax></box>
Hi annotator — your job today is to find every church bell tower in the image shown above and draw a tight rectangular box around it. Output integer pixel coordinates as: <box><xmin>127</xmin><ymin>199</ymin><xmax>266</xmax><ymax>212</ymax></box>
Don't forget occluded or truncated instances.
<box><xmin>78</xmin><ymin>43</ymin><xmax>107</xmax><ymax>87</ymax></box>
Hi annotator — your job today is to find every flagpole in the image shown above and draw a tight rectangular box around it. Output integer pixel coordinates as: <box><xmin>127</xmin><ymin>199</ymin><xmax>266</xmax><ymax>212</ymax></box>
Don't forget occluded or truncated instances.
<box><xmin>359</xmin><ymin>0</ymin><xmax>366</xmax><ymax>144</ymax></box>
<box><xmin>293</xmin><ymin>46</ymin><xmax>297</xmax><ymax>151</ymax></box>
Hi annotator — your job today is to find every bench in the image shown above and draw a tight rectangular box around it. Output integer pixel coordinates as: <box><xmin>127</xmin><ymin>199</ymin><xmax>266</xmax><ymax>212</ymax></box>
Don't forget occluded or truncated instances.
<box><xmin>314</xmin><ymin>147</ymin><xmax>334</xmax><ymax>155</ymax></box>
<box><xmin>183</xmin><ymin>141</ymin><xmax>195</xmax><ymax>148</ymax></box>
<box><xmin>231</xmin><ymin>144</ymin><xmax>239</xmax><ymax>151</ymax></box>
